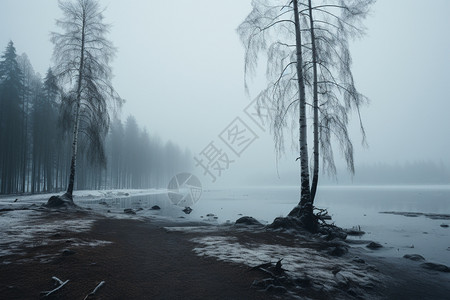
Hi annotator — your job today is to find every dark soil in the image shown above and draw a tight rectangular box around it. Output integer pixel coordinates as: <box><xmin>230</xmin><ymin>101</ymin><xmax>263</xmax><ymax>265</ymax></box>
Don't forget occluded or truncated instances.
<box><xmin>0</xmin><ymin>216</ymin><xmax>272</xmax><ymax>299</ymax></box>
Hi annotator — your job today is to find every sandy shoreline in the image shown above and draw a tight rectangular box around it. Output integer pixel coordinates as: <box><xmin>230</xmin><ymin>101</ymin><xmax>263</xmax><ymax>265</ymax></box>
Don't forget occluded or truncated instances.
<box><xmin>0</xmin><ymin>207</ymin><xmax>450</xmax><ymax>299</ymax></box>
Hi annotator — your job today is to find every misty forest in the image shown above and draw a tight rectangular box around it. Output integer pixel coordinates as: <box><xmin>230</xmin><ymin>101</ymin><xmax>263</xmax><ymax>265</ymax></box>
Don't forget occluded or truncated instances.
<box><xmin>1</xmin><ymin>0</ymin><xmax>449</xmax><ymax>299</ymax></box>
<box><xmin>0</xmin><ymin>43</ymin><xmax>191</xmax><ymax>194</ymax></box>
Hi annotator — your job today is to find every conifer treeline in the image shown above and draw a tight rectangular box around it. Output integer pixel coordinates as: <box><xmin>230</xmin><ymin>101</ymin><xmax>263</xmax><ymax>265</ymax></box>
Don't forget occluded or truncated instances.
<box><xmin>0</xmin><ymin>41</ymin><xmax>191</xmax><ymax>194</ymax></box>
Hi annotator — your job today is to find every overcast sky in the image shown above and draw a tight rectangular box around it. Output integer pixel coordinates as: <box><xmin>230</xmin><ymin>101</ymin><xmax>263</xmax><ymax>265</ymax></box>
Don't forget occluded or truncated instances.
<box><xmin>1</xmin><ymin>0</ymin><xmax>449</xmax><ymax>186</ymax></box>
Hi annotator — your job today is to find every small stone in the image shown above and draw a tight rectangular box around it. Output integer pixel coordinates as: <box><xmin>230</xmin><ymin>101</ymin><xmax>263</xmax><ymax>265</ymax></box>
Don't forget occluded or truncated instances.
<box><xmin>235</xmin><ymin>216</ymin><xmax>262</xmax><ymax>226</ymax></box>
<box><xmin>403</xmin><ymin>254</ymin><xmax>425</xmax><ymax>261</ymax></box>
<box><xmin>182</xmin><ymin>207</ymin><xmax>192</xmax><ymax>214</ymax></box>
<box><xmin>366</xmin><ymin>242</ymin><xmax>383</xmax><ymax>249</ymax></box>
<box><xmin>151</xmin><ymin>205</ymin><xmax>161</xmax><ymax>210</ymax></box>
<box><xmin>62</xmin><ymin>249</ymin><xmax>76</xmax><ymax>256</ymax></box>
<box><xmin>124</xmin><ymin>208</ymin><xmax>136</xmax><ymax>215</ymax></box>
<box><xmin>440</xmin><ymin>224</ymin><xmax>449</xmax><ymax>228</ymax></box>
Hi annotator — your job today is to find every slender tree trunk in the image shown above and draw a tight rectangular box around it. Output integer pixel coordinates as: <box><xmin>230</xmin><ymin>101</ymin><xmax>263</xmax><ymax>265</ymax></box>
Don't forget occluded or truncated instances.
<box><xmin>308</xmin><ymin>0</ymin><xmax>319</xmax><ymax>202</ymax></box>
<box><xmin>21</xmin><ymin>98</ymin><xmax>27</xmax><ymax>193</ymax></box>
<box><xmin>66</xmin><ymin>102</ymin><xmax>81</xmax><ymax>198</ymax></box>
<box><xmin>31</xmin><ymin>147</ymin><xmax>36</xmax><ymax>193</ymax></box>
<box><xmin>37</xmin><ymin>150</ymin><xmax>41</xmax><ymax>193</ymax></box>
<box><xmin>55</xmin><ymin>151</ymin><xmax>59</xmax><ymax>191</ymax></box>
<box><xmin>289</xmin><ymin>0</ymin><xmax>313</xmax><ymax>220</ymax></box>
<box><xmin>65</xmin><ymin>14</ymin><xmax>86</xmax><ymax>200</ymax></box>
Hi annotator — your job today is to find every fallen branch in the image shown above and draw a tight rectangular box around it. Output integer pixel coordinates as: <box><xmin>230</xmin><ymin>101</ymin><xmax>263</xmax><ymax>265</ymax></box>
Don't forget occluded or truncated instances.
<box><xmin>314</xmin><ymin>207</ymin><xmax>332</xmax><ymax>221</ymax></box>
<box><xmin>249</xmin><ymin>262</ymin><xmax>272</xmax><ymax>272</ymax></box>
<box><xmin>250</xmin><ymin>259</ymin><xmax>285</xmax><ymax>278</ymax></box>
<box><xmin>275</xmin><ymin>258</ymin><xmax>284</xmax><ymax>274</ymax></box>
<box><xmin>40</xmin><ymin>276</ymin><xmax>69</xmax><ymax>298</ymax></box>
<box><xmin>259</xmin><ymin>267</ymin><xmax>277</xmax><ymax>278</ymax></box>
<box><xmin>83</xmin><ymin>281</ymin><xmax>105</xmax><ymax>300</ymax></box>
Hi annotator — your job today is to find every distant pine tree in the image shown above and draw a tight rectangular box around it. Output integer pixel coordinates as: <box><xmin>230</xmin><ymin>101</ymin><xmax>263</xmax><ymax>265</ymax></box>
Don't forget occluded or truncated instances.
<box><xmin>0</xmin><ymin>41</ymin><xmax>24</xmax><ymax>194</ymax></box>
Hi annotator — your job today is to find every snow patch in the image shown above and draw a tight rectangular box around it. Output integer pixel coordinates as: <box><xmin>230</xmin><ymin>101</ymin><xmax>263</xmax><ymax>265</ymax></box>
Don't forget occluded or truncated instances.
<box><xmin>0</xmin><ymin>209</ymin><xmax>96</xmax><ymax>257</ymax></box>
<box><xmin>164</xmin><ymin>225</ymin><xmax>227</xmax><ymax>233</ymax></box>
<box><xmin>70</xmin><ymin>239</ymin><xmax>112</xmax><ymax>247</ymax></box>
<box><xmin>0</xmin><ymin>188</ymin><xmax>167</xmax><ymax>206</ymax></box>
<box><xmin>191</xmin><ymin>235</ymin><xmax>383</xmax><ymax>295</ymax></box>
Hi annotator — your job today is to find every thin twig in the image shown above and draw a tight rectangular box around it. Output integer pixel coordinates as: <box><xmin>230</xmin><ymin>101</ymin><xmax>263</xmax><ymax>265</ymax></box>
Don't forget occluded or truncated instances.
<box><xmin>83</xmin><ymin>281</ymin><xmax>105</xmax><ymax>300</ymax></box>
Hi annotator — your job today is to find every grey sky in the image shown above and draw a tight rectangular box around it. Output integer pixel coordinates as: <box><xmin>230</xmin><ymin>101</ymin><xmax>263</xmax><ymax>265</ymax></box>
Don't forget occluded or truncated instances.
<box><xmin>1</xmin><ymin>0</ymin><xmax>449</xmax><ymax>185</ymax></box>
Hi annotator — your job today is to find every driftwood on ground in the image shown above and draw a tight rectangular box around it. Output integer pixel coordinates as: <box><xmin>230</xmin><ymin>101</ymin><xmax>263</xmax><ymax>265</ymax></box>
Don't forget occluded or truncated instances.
<box><xmin>83</xmin><ymin>281</ymin><xmax>105</xmax><ymax>300</ymax></box>
<box><xmin>40</xmin><ymin>276</ymin><xmax>69</xmax><ymax>298</ymax></box>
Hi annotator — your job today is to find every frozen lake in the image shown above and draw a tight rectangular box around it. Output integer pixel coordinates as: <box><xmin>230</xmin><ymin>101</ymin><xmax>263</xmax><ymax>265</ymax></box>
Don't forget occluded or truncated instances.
<box><xmin>77</xmin><ymin>185</ymin><xmax>450</xmax><ymax>266</ymax></box>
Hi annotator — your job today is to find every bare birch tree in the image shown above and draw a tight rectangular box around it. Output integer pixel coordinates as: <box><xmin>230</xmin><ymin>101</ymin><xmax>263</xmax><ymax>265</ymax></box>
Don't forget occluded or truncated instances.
<box><xmin>238</xmin><ymin>0</ymin><xmax>315</xmax><ymax>229</ymax></box>
<box><xmin>50</xmin><ymin>0</ymin><xmax>122</xmax><ymax>202</ymax></box>
<box><xmin>238</xmin><ymin>0</ymin><xmax>373</xmax><ymax>230</ymax></box>
<box><xmin>300</xmin><ymin>0</ymin><xmax>373</xmax><ymax>202</ymax></box>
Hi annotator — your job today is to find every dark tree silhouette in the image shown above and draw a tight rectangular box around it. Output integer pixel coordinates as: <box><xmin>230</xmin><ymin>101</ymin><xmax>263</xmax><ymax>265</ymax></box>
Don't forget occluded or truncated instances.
<box><xmin>0</xmin><ymin>41</ymin><xmax>24</xmax><ymax>194</ymax></box>
<box><xmin>17</xmin><ymin>53</ymin><xmax>34</xmax><ymax>193</ymax></box>
<box><xmin>0</xmin><ymin>40</ymin><xmax>191</xmax><ymax>196</ymax></box>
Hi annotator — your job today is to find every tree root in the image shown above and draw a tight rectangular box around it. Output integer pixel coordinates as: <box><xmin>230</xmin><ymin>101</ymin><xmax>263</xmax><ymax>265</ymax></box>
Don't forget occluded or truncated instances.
<box><xmin>44</xmin><ymin>194</ymin><xmax>76</xmax><ymax>208</ymax></box>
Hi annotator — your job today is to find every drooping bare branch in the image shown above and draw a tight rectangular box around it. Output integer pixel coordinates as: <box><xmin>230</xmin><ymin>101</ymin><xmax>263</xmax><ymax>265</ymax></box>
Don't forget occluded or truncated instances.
<box><xmin>238</xmin><ymin>0</ymin><xmax>374</xmax><ymax>193</ymax></box>
<box><xmin>51</xmin><ymin>0</ymin><xmax>122</xmax><ymax>198</ymax></box>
